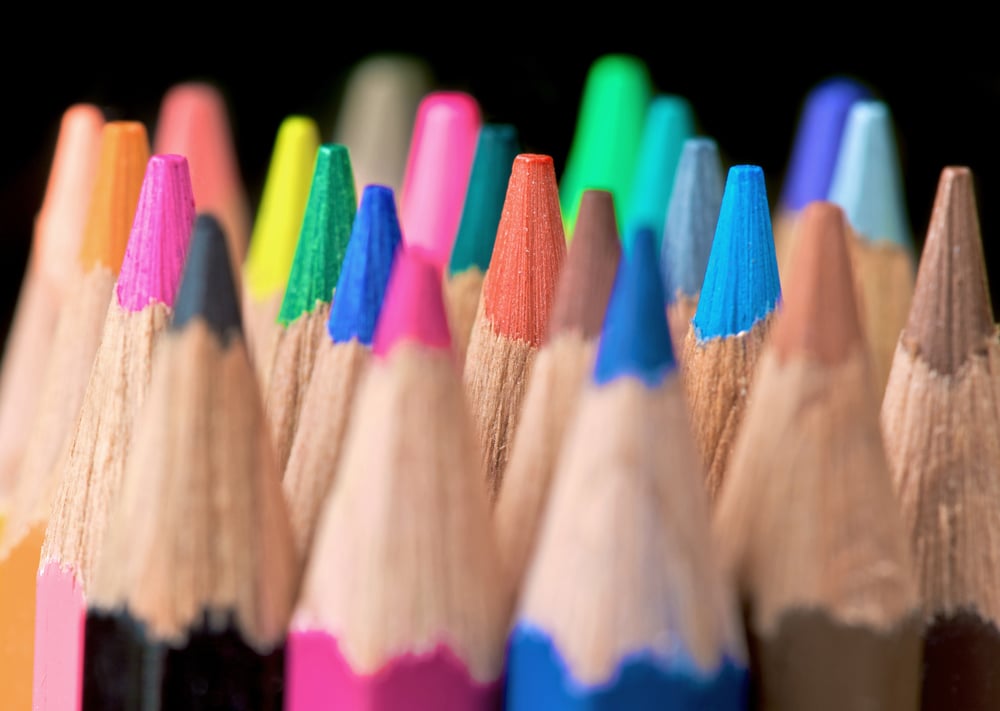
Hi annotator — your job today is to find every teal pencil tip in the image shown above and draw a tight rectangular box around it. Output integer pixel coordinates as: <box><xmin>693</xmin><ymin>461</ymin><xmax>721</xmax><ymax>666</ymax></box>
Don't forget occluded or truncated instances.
<box><xmin>692</xmin><ymin>165</ymin><xmax>781</xmax><ymax>340</ymax></box>
<box><xmin>278</xmin><ymin>143</ymin><xmax>357</xmax><ymax>325</ymax></box>
<box><xmin>827</xmin><ymin>100</ymin><xmax>912</xmax><ymax>247</ymax></box>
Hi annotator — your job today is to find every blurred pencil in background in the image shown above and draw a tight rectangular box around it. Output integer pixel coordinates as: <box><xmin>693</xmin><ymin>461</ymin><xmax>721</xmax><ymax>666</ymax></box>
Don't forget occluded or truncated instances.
<box><xmin>773</xmin><ymin>77</ymin><xmax>871</xmax><ymax>277</ymax></box>
<box><xmin>265</xmin><ymin>144</ymin><xmax>356</xmax><ymax>473</ymax></box>
<box><xmin>283</xmin><ymin>184</ymin><xmax>402</xmax><ymax>559</ymax></box>
<box><xmin>243</xmin><ymin>116</ymin><xmax>320</xmax><ymax>388</ymax></box>
<box><xmin>82</xmin><ymin>215</ymin><xmax>297</xmax><ymax>710</ymax></box>
<box><xmin>883</xmin><ymin>167</ymin><xmax>1000</xmax><ymax>710</ymax></box>
<box><xmin>682</xmin><ymin>165</ymin><xmax>781</xmax><ymax>501</ymax></box>
<box><xmin>333</xmin><ymin>53</ymin><xmax>433</xmax><ymax>198</ymax></box>
<box><xmin>494</xmin><ymin>188</ymin><xmax>620</xmax><ymax>586</ymax></box>
<box><xmin>34</xmin><ymin>154</ymin><xmax>195</xmax><ymax>711</ymax></box>
<box><xmin>714</xmin><ymin>201</ymin><xmax>921</xmax><ymax>710</ymax></box>
<box><xmin>660</xmin><ymin>137</ymin><xmax>723</xmax><ymax>356</ymax></box>
<box><xmin>0</xmin><ymin>121</ymin><xmax>148</xmax><ymax>711</ymax></box>
<box><xmin>445</xmin><ymin>123</ymin><xmax>520</xmax><ymax>365</ymax></box>
<box><xmin>506</xmin><ymin>228</ymin><xmax>748</xmax><ymax>708</ymax></box>
<box><xmin>0</xmin><ymin>105</ymin><xmax>103</xmax><ymax>512</ymax></box>
<box><xmin>828</xmin><ymin>100</ymin><xmax>914</xmax><ymax>396</ymax></box>
<box><xmin>287</xmin><ymin>247</ymin><xmax>510</xmax><ymax>709</ymax></box>
<box><xmin>464</xmin><ymin>153</ymin><xmax>566</xmax><ymax>501</ymax></box>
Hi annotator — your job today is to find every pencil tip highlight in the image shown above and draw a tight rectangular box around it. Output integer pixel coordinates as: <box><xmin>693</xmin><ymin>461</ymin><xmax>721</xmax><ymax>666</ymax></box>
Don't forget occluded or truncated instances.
<box><xmin>594</xmin><ymin>226</ymin><xmax>675</xmax><ymax>386</ymax></box>
<box><xmin>328</xmin><ymin>185</ymin><xmax>403</xmax><ymax>346</ymax></box>
<box><xmin>173</xmin><ymin>213</ymin><xmax>243</xmax><ymax>342</ymax></box>
<box><xmin>372</xmin><ymin>247</ymin><xmax>452</xmax><ymax>357</ymax></box>
<box><xmin>828</xmin><ymin>100</ymin><xmax>911</xmax><ymax>246</ymax></box>
<box><xmin>692</xmin><ymin>165</ymin><xmax>781</xmax><ymax>340</ymax></box>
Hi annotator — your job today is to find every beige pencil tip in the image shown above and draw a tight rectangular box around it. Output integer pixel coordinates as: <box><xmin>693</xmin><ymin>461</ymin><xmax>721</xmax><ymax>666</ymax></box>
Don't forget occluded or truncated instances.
<box><xmin>772</xmin><ymin>201</ymin><xmax>864</xmax><ymax>364</ymax></box>
<box><xmin>902</xmin><ymin>166</ymin><xmax>995</xmax><ymax>374</ymax></box>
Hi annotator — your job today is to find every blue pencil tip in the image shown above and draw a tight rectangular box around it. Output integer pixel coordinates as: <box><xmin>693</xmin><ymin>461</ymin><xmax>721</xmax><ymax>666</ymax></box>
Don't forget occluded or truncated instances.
<box><xmin>692</xmin><ymin>165</ymin><xmax>781</xmax><ymax>340</ymax></box>
<box><xmin>780</xmin><ymin>77</ymin><xmax>872</xmax><ymax>211</ymax></box>
<box><xmin>661</xmin><ymin>138</ymin><xmax>724</xmax><ymax>304</ymax></box>
<box><xmin>827</xmin><ymin>100</ymin><xmax>912</xmax><ymax>247</ymax></box>
<box><xmin>624</xmin><ymin>95</ymin><xmax>696</xmax><ymax>249</ymax></box>
<box><xmin>594</xmin><ymin>226</ymin><xmax>675</xmax><ymax>387</ymax></box>
<box><xmin>327</xmin><ymin>185</ymin><xmax>403</xmax><ymax>345</ymax></box>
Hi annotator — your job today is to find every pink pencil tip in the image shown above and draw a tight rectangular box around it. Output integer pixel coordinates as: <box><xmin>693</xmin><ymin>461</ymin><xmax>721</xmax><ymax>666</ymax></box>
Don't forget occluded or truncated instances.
<box><xmin>372</xmin><ymin>246</ymin><xmax>452</xmax><ymax>357</ymax></box>
<box><xmin>399</xmin><ymin>91</ymin><xmax>482</xmax><ymax>270</ymax></box>
<box><xmin>116</xmin><ymin>154</ymin><xmax>196</xmax><ymax>311</ymax></box>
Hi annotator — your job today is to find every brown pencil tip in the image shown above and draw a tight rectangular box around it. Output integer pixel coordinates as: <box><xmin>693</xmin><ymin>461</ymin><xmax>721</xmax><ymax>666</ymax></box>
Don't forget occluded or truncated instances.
<box><xmin>772</xmin><ymin>201</ymin><xmax>864</xmax><ymax>364</ymax></box>
<box><xmin>902</xmin><ymin>167</ymin><xmax>995</xmax><ymax>374</ymax></box>
<box><xmin>547</xmin><ymin>189</ymin><xmax>621</xmax><ymax>340</ymax></box>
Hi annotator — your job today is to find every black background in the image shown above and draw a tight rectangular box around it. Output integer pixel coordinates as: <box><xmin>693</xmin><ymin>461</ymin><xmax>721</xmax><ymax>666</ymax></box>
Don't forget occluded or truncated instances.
<box><xmin>2</xmin><ymin>26</ymin><xmax>998</xmax><ymax>342</ymax></box>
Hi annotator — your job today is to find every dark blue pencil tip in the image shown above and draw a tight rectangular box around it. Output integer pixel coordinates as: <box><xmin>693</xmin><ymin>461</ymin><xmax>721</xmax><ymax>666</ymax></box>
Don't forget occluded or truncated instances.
<box><xmin>172</xmin><ymin>213</ymin><xmax>242</xmax><ymax>343</ymax></box>
<box><xmin>594</xmin><ymin>226</ymin><xmax>675</xmax><ymax>387</ymax></box>
<box><xmin>328</xmin><ymin>185</ymin><xmax>403</xmax><ymax>345</ymax></box>
<box><xmin>661</xmin><ymin>137</ymin><xmax>724</xmax><ymax>304</ymax></box>
<box><xmin>780</xmin><ymin>77</ymin><xmax>871</xmax><ymax>211</ymax></box>
<box><xmin>692</xmin><ymin>165</ymin><xmax>781</xmax><ymax>340</ymax></box>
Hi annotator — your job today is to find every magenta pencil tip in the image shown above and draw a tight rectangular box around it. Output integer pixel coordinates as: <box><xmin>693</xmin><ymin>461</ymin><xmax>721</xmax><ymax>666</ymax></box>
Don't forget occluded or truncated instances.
<box><xmin>116</xmin><ymin>154</ymin><xmax>196</xmax><ymax>311</ymax></box>
<box><xmin>372</xmin><ymin>246</ymin><xmax>452</xmax><ymax>357</ymax></box>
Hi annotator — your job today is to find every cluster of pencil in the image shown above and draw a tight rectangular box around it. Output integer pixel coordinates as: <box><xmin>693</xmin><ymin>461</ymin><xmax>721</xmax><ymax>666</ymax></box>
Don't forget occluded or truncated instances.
<box><xmin>0</xmin><ymin>52</ymin><xmax>995</xmax><ymax>711</ymax></box>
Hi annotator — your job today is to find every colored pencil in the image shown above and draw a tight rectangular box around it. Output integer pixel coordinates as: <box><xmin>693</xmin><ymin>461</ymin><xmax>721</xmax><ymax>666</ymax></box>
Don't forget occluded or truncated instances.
<box><xmin>286</xmin><ymin>246</ymin><xmax>510</xmax><ymax>709</ymax></box>
<box><xmin>0</xmin><ymin>121</ymin><xmax>148</xmax><ymax>711</ymax></box>
<box><xmin>243</xmin><ymin>115</ymin><xmax>321</xmax><ymax>389</ymax></box>
<box><xmin>713</xmin><ymin>200</ymin><xmax>921</xmax><ymax>710</ymax></box>
<box><xmin>463</xmin><ymin>153</ymin><xmax>567</xmax><ymax>500</ymax></box>
<box><xmin>333</xmin><ymin>52</ymin><xmax>433</xmax><ymax>198</ymax></box>
<box><xmin>283</xmin><ymin>184</ymin><xmax>402</xmax><ymax>559</ymax></box>
<box><xmin>624</xmin><ymin>93</ymin><xmax>695</xmax><ymax>249</ymax></box>
<box><xmin>828</xmin><ymin>99</ymin><xmax>915</xmax><ymax>395</ymax></box>
<box><xmin>506</xmin><ymin>227</ymin><xmax>748</xmax><ymax>708</ymax></box>
<box><xmin>82</xmin><ymin>214</ymin><xmax>298</xmax><ymax>710</ymax></box>
<box><xmin>0</xmin><ymin>104</ymin><xmax>103</xmax><ymax>506</ymax></box>
<box><xmin>682</xmin><ymin>165</ymin><xmax>781</xmax><ymax>501</ymax></box>
<box><xmin>883</xmin><ymin>167</ymin><xmax>1000</xmax><ymax>709</ymax></box>
<box><xmin>34</xmin><ymin>154</ymin><xmax>195</xmax><ymax>711</ymax></box>
<box><xmin>154</xmin><ymin>81</ymin><xmax>251</xmax><ymax>279</ymax></box>
<box><xmin>773</xmin><ymin>77</ymin><xmax>870</xmax><ymax>277</ymax></box>
<box><xmin>493</xmin><ymin>188</ymin><xmax>621</xmax><ymax>587</ymax></box>
<box><xmin>445</xmin><ymin>123</ymin><xmax>520</xmax><ymax>365</ymax></box>
<box><xmin>660</xmin><ymin>137</ymin><xmax>724</xmax><ymax>358</ymax></box>
<box><xmin>398</xmin><ymin>91</ymin><xmax>481</xmax><ymax>271</ymax></box>
<box><xmin>265</xmin><ymin>143</ymin><xmax>357</xmax><ymax>473</ymax></box>
<box><xmin>559</xmin><ymin>53</ymin><xmax>650</xmax><ymax>235</ymax></box>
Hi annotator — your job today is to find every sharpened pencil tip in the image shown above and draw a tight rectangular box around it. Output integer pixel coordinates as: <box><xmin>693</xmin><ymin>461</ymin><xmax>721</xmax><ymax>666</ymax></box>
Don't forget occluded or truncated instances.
<box><xmin>173</xmin><ymin>214</ymin><xmax>243</xmax><ymax>342</ymax></box>
<box><xmin>372</xmin><ymin>246</ymin><xmax>452</xmax><ymax>356</ymax></box>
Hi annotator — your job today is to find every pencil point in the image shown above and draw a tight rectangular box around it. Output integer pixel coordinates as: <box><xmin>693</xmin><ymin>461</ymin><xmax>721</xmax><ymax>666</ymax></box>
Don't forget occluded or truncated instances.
<box><xmin>372</xmin><ymin>247</ymin><xmax>451</xmax><ymax>357</ymax></box>
<box><xmin>482</xmin><ymin>154</ymin><xmax>567</xmax><ymax>346</ymax></box>
<box><xmin>661</xmin><ymin>138</ymin><xmax>724</xmax><ymax>304</ymax></box>
<box><xmin>328</xmin><ymin>185</ymin><xmax>403</xmax><ymax>346</ymax></box>
<box><xmin>173</xmin><ymin>214</ymin><xmax>242</xmax><ymax>342</ymax></box>
<box><xmin>780</xmin><ymin>77</ymin><xmax>871</xmax><ymax>211</ymax></box>
<box><xmin>399</xmin><ymin>91</ymin><xmax>482</xmax><ymax>269</ymax></box>
<box><xmin>448</xmin><ymin>124</ymin><xmax>521</xmax><ymax>276</ymax></box>
<box><xmin>692</xmin><ymin>165</ymin><xmax>781</xmax><ymax>340</ymax></box>
<box><xmin>828</xmin><ymin>100</ymin><xmax>911</xmax><ymax>247</ymax></box>
<box><xmin>625</xmin><ymin>94</ymin><xmax>695</xmax><ymax>245</ymax></box>
<box><xmin>772</xmin><ymin>201</ymin><xmax>864</xmax><ymax>364</ymax></box>
<box><xmin>547</xmin><ymin>189</ymin><xmax>621</xmax><ymax>340</ymax></box>
<box><xmin>116</xmin><ymin>155</ymin><xmax>196</xmax><ymax>311</ymax></box>
<box><xmin>278</xmin><ymin>144</ymin><xmax>357</xmax><ymax>326</ymax></box>
<box><xmin>903</xmin><ymin>167</ymin><xmax>995</xmax><ymax>374</ymax></box>
<box><xmin>245</xmin><ymin>116</ymin><xmax>321</xmax><ymax>300</ymax></box>
<box><xmin>594</xmin><ymin>227</ymin><xmax>675</xmax><ymax>386</ymax></box>
<box><xmin>78</xmin><ymin>121</ymin><xmax>150</xmax><ymax>273</ymax></box>
<box><xmin>560</xmin><ymin>54</ymin><xmax>651</xmax><ymax>235</ymax></box>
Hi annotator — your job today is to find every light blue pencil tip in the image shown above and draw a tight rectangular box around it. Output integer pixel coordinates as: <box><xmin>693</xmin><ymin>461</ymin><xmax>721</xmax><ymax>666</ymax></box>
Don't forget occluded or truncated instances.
<box><xmin>660</xmin><ymin>137</ymin><xmax>724</xmax><ymax>304</ymax></box>
<box><xmin>692</xmin><ymin>165</ymin><xmax>781</xmax><ymax>340</ymax></box>
<box><xmin>827</xmin><ymin>100</ymin><xmax>912</xmax><ymax>247</ymax></box>
<box><xmin>594</xmin><ymin>226</ymin><xmax>675</xmax><ymax>387</ymax></box>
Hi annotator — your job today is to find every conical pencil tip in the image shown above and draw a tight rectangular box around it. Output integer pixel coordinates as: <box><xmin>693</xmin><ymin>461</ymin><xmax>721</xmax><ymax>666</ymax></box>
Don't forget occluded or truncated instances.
<box><xmin>372</xmin><ymin>246</ymin><xmax>452</xmax><ymax>357</ymax></box>
<box><xmin>903</xmin><ymin>166</ymin><xmax>995</xmax><ymax>374</ymax></box>
<box><xmin>173</xmin><ymin>213</ymin><xmax>242</xmax><ymax>342</ymax></box>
